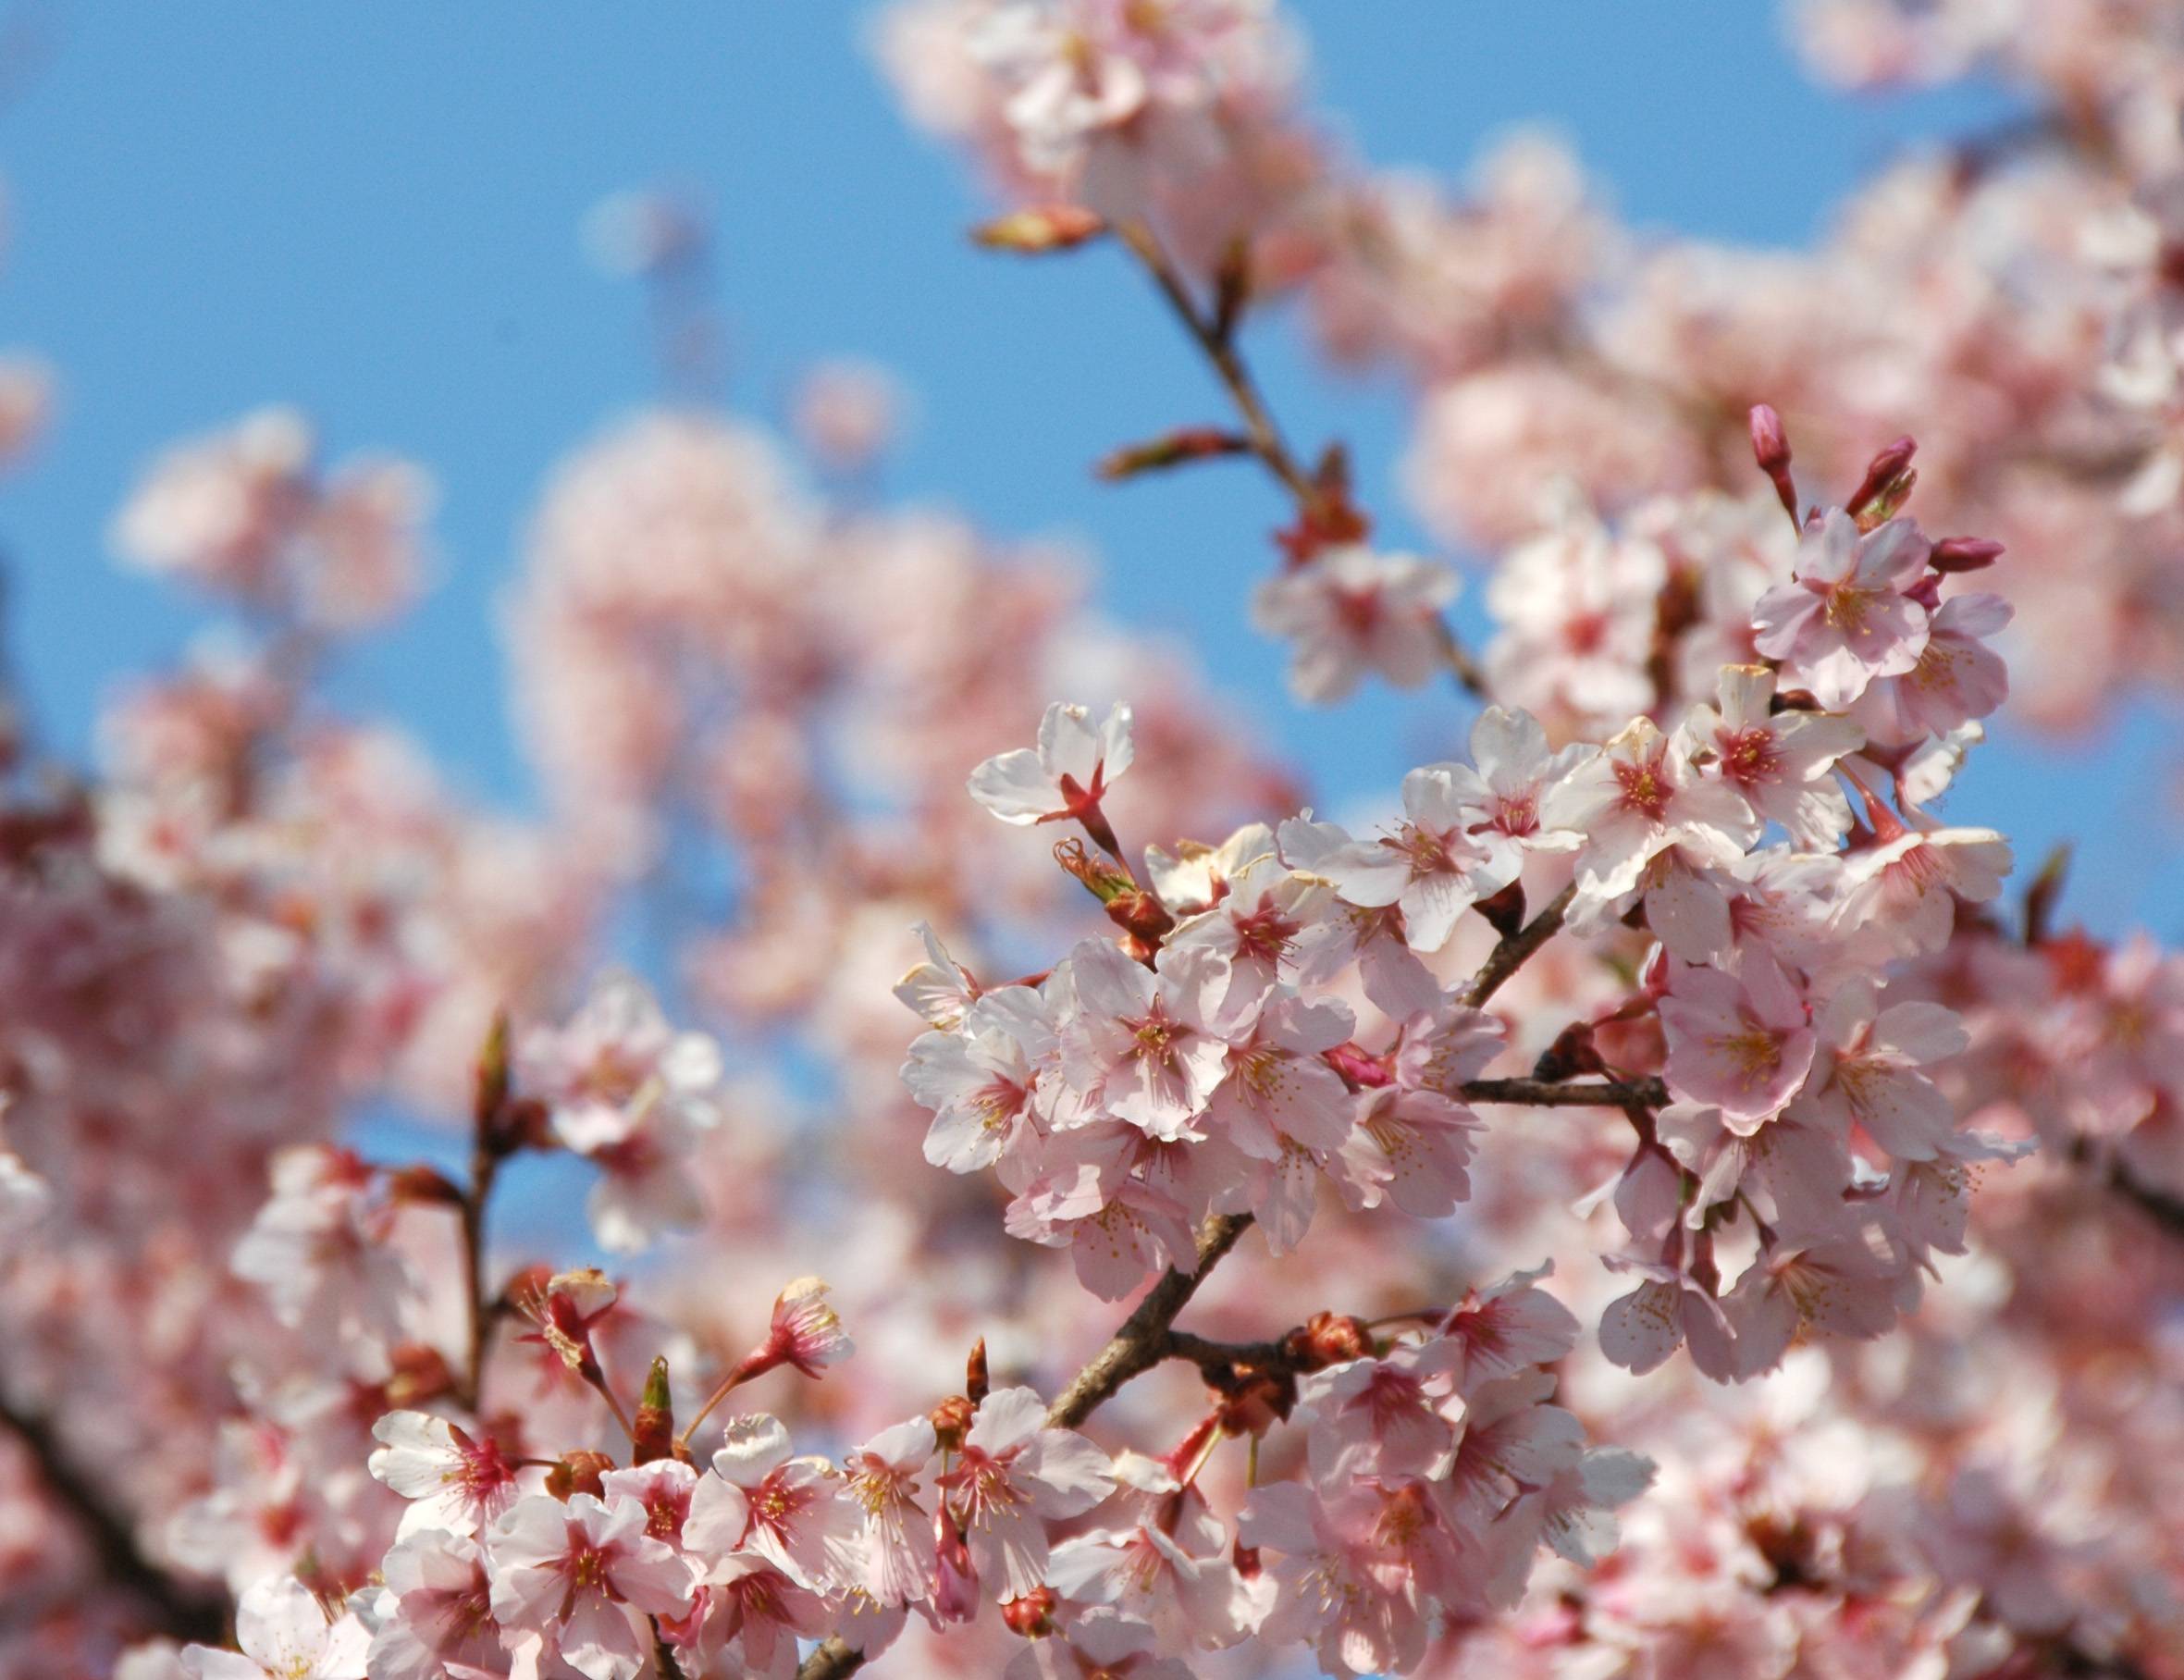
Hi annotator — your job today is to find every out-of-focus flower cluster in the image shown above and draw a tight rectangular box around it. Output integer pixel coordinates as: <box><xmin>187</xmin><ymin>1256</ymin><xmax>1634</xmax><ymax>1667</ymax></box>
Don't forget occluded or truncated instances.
<box><xmin>2</xmin><ymin>6</ymin><xmax>2181</xmax><ymax>1680</ymax></box>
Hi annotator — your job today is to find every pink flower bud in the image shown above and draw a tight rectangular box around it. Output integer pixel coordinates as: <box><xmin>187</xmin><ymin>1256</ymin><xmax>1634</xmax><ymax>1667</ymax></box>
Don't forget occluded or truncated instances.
<box><xmin>1930</xmin><ymin>536</ymin><xmax>2005</xmax><ymax>573</ymax></box>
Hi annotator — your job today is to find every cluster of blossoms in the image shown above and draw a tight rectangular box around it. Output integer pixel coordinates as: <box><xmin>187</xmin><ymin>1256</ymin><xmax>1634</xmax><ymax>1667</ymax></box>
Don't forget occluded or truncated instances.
<box><xmin>3</xmin><ymin>6</ymin><xmax>2183</xmax><ymax>1680</ymax></box>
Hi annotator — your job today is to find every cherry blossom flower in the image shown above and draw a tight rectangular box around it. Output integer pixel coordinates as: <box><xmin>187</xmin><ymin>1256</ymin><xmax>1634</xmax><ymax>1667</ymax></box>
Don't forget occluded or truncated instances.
<box><xmin>1540</xmin><ymin>716</ymin><xmax>1758</xmax><ymax>923</ymax></box>
<box><xmin>746</xmin><ymin>1276</ymin><xmax>854</xmax><ymax>1380</ymax></box>
<box><xmin>1792</xmin><ymin>979</ymin><xmax>1968</xmax><ymax>1158</ymax></box>
<box><xmin>364</xmin><ymin>1532</ymin><xmax>510</xmax><ymax>1680</ymax></box>
<box><xmin>1279</xmin><ymin>764</ymin><xmax>1518</xmax><ymax>953</ymax></box>
<box><xmin>682</xmin><ymin>1413</ymin><xmax>860</xmax><ymax>1591</ymax></box>
<box><xmin>1001</xmin><ymin>1608</ymin><xmax>1199</xmax><ymax>1680</ymax></box>
<box><xmin>1752</xmin><ymin>509</ymin><xmax>1932</xmax><ymax>709</ymax></box>
<box><xmin>518</xmin><ymin>971</ymin><xmax>724</xmax><ymax>1252</ymax></box>
<box><xmin>1683</xmin><ymin>663</ymin><xmax>1862</xmax><ymax>846</ymax></box>
<box><xmin>485</xmin><ymin>1493</ymin><xmax>695</xmax><ymax>1680</ymax></box>
<box><xmin>1598</xmin><ymin>1256</ymin><xmax>1738</xmax><ymax>1379</ymax></box>
<box><xmin>1849</xmin><ymin>591</ymin><xmax>2012</xmax><ymax>747</ymax></box>
<box><xmin>1240</xmin><ymin>1481</ymin><xmax>1430</xmax><ymax>1678</ymax></box>
<box><xmin>1438</xmin><ymin>1263</ymin><xmax>1582</xmax><ymax>1389</ymax></box>
<box><xmin>1434</xmin><ymin>703</ymin><xmax>1595</xmax><ymax>857</ymax></box>
<box><xmin>179</xmin><ymin>1575</ymin><xmax>368</xmax><ymax>1680</ymax></box>
<box><xmin>936</xmin><ymin>1385</ymin><xmax>1115</xmax><ymax>1598</ymax></box>
<box><xmin>1143</xmin><ymin>821</ymin><xmax>1277</xmax><ymax>919</ymax></box>
<box><xmin>844</xmin><ymin>1416</ymin><xmax>939</xmax><ymax>1606</ymax></box>
<box><xmin>904</xmin><ymin>984</ymin><xmax>1057</xmax><ymax>1176</ymax></box>
<box><xmin>1161</xmin><ymin>847</ymin><xmax>1340</xmax><ymax>1007</ymax></box>
<box><xmin>1659</xmin><ymin>961</ymin><xmax>1819</xmax><ymax>1126</ymax></box>
<box><xmin>969</xmin><ymin>700</ymin><xmax>1135</xmax><ymax>855</ymax></box>
<box><xmin>1058</xmin><ymin>939</ymin><xmax>1231</xmax><ymax>1139</ymax></box>
<box><xmin>1250</xmin><ymin>545</ymin><xmax>1459</xmax><ymax>703</ymax></box>
<box><xmin>1832</xmin><ymin>819</ymin><xmax>2012</xmax><ymax>957</ymax></box>
<box><xmin>1335</xmin><ymin>1083</ymin><xmax>1481</xmax><ymax>1218</ymax></box>
<box><xmin>368</xmin><ymin>1411</ymin><xmax>520</xmax><ymax>1540</ymax></box>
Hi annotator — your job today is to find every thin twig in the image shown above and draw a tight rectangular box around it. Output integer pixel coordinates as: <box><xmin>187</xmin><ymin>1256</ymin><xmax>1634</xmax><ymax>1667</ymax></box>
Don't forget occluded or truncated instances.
<box><xmin>1115</xmin><ymin>221</ymin><xmax>1315</xmax><ymax>502</ymax></box>
<box><xmin>1046</xmin><ymin>1212</ymin><xmax>1254</xmax><ymax>1429</ymax></box>
<box><xmin>1110</xmin><ymin>219</ymin><xmax>1488</xmax><ymax>700</ymax></box>
<box><xmin>459</xmin><ymin>1143</ymin><xmax>500</xmax><ymax>1412</ymax></box>
<box><xmin>2070</xmin><ymin>1136</ymin><xmax>2184</xmax><ymax>1237</ymax></box>
<box><xmin>1463</xmin><ymin>883</ymin><xmax>1575</xmax><ymax>1008</ymax></box>
<box><xmin>0</xmin><ymin>1392</ymin><xmax>227</xmax><ymax>1643</ymax></box>
<box><xmin>1462</xmin><ymin>1075</ymin><xmax>1669</xmax><ymax>1108</ymax></box>
<box><xmin>794</xmin><ymin>1212</ymin><xmax>1258</xmax><ymax>1680</ymax></box>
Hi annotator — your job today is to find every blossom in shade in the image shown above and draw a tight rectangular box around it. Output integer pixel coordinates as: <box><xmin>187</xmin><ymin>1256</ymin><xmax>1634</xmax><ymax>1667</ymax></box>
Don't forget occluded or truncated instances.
<box><xmin>1792</xmin><ymin>979</ymin><xmax>1968</xmax><ymax>1159</ymax></box>
<box><xmin>1752</xmin><ymin>509</ymin><xmax>1931</xmax><ymax>708</ymax></box>
<box><xmin>1849</xmin><ymin>591</ymin><xmax>2012</xmax><ymax>747</ymax></box>
<box><xmin>363</xmin><ymin>1532</ymin><xmax>508</xmax><ymax>1680</ymax></box>
<box><xmin>1659</xmin><ymin>961</ymin><xmax>1819</xmax><ymax>1126</ymax></box>
<box><xmin>1832</xmin><ymin>820</ymin><xmax>2011</xmax><ymax>958</ymax></box>
<box><xmin>844</xmin><ymin>1417</ymin><xmax>939</xmax><ymax>1606</ymax></box>
<box><xmin>179</xmin><ymin>1575</ymin><xmax>368</xmax><ymax>1680</ymax></box>
<box><xmin>1001</xmin><ymin>1608</ymin><xmax>1198</xmax><ymax>1680</ymax></box>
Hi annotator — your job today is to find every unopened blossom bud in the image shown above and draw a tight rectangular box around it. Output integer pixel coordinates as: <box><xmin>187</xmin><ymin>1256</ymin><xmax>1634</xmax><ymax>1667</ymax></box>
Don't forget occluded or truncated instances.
<box><xmin>965</xmin><ymin>1338</ymin><xmax>990</xmax><ymax>1405</ymax></box>
<box><xmin>474</xmin><ymin>1007</ymin><xmax>513</xmax><ymax>1135</ymax></box>
<box><xmin>970</xmin><ymin>204</ymin><xmax>1105</xmax><ymax>253</ymax></box>
<box><xmin>547</xmin><ymin>1449</ymin><xmax>616</xmax><ymax>1501</ymax></box>
<box><xmin>1533</xmin><ymin>1020</ymin><xmax>1607</xmax><ymax>1083</ymax></box>
<box><xmin>1001</xmin><ymin>1586</ymin><xmax>1058</xmax><ymax>1638</ymax></box>
<box><xmin>1283</xmin><ymin>1311</ymin><xmax>1374</xmax><ymax>1371</ymax></box>
<box><xmin>1748</xmin><ymin>403</ymin><xmax>1799</xmax><ymax>522</ymax></box>
<box><xmin>1930</xmin><ymin>536</ymin><xmax>2005</xmax><ymax>573</ymax></box>
<box><xmin>1322</xmin><ymin>1041</ymin><xmax>1394</xmax><ymax>1090</ymax></box>
<box><xmin>1216</xmin><ymin>1370</ymin><xmax>1296</xmax><ymax>1436</ymax></box>
<box><xmin>381</xmin><ymin>1342</ymin><xmax>456</xmax><ymax>1410</ymax></box>
<box><xmin>1104</xmin><ymin>886</ymin><xmax>1175</xmax><ymax>956</ymax></box>
<box><xmin>932</xmin><ymin>1503</ymin><xmax>980</xmax><ymax>1624</ymax></box>
<box><xmin>1473</xmin><ymin>878</ymin><xmax>1526</xmax><ymax>941</ymax></box>
<box><xmin>929</xmin><ymin>1392</ymin><xmax>974</xmax><ymax>1452</ymax></box>
<box><xmin>1845</xmin><ymin>435</ymin><xmax>1917</xmax><ymax>518</ymax></box>
<box><xmin>631</xmin><ymin>1355</ymin><xmax>676</xmax><ymax>1464</ymax></box>
<box><xmin>1095</xmin><ymin>426</ymin><xmax>1252</xmax><ymax>482</ymax></box>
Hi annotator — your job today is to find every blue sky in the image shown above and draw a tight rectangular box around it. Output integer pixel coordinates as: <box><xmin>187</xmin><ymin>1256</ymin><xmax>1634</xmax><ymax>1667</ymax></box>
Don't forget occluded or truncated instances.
<box><xmin>0</xmin><ymin>0</ymin><xmax>2172</xmax><ymax>937</ymax></box>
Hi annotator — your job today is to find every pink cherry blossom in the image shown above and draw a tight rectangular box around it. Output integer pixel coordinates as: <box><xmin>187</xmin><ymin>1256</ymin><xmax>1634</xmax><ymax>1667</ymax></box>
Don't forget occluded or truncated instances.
<box><xmin>1683</xmin><ymin>663</ymin><xmax>1862</xmax><ymax>846</ymax></box>
<box><xmin>1659</xmin><ymin>961</ymin><xmax>1820</xmax><ymax>1126</ymax></box>
<box><xmin>180</xmin><ymin>1575</ymin><xmax>368</xmax><ymax>1680</ymax></box>
<box><xmin>1752</xmin><ymin>509</ymin><xmax>1932</xmax><ymax>708</ymax></box>
<box><xmin>485</xmin><ymin>1494</ymin><xmax>695</xmax><ymax>1680</ymax></box>
<box><xmin>936</xmin><ymin>1385</ymin><xmax>1115</xmax><ymax>1598</ymax></box>
<box><xmin>367</xmin><ymin>1412</ymin><xmax>519</xmax><ymax>1540</ymax></box>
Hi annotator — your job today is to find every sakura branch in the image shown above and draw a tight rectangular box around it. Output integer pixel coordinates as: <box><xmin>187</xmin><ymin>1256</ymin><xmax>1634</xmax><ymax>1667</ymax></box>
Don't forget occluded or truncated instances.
<box><xmin>11</xmin><ymin>5</ymin><xmax>2184</xmax><ymax>1678</ymax></box>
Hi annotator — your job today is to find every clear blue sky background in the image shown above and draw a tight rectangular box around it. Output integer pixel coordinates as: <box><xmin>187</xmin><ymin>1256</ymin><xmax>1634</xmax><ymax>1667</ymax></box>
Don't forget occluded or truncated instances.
<box><xmin>0</xmin><ymin>1</ymin><xmax>2174</xmax><ymax>939</ymax></box>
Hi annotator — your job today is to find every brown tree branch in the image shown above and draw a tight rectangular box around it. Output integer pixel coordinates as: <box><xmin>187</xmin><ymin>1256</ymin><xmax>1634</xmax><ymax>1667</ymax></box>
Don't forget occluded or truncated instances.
<box><xmin>796</xmin><ymin>1212</ymin><xmax>1256</xmax><ymax>1680</ymax></box>
<box><xmin>1110</xmin><ymin>219</ymin><xmax>1489</xmax><ymax>699</ymax></box>
<box><xmin>1463</xmin><ymin>883</ymin><xmax>1576</xmax><ymax>1008</ymax></box>
<box><xmin>1462</xmin><ymin>1074</ymin><xmax>1668</xmax><ymax>1108</ymax></box>
<box><xmin>0</xmin><ymin>1391</ymin><xmax>226</xmax><ymax>1644</ymax></box>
